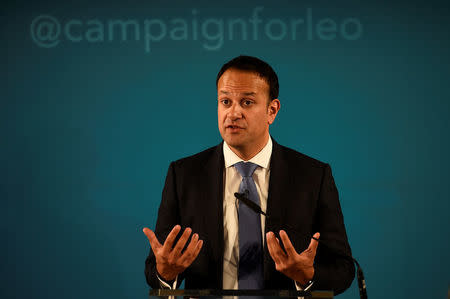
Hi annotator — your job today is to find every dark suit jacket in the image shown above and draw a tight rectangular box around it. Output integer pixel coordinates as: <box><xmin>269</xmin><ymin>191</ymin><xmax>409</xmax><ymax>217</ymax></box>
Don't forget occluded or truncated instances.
<box><xmin>145</xmin><ymin>139</ymin><xmax>355</xmax><ymax>295</ymax></box>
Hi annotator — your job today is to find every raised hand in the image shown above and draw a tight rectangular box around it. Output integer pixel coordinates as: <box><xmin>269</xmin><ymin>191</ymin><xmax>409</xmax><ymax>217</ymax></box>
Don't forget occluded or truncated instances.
<box><xmin>143</xmin><ymin>225</ymin><xmax>203</xmax><ymax>281</ymax></box>
<box><xmin>266</xmin><ymin>230</ymin><xmax>320</xmax><ymax>285</ymax></box>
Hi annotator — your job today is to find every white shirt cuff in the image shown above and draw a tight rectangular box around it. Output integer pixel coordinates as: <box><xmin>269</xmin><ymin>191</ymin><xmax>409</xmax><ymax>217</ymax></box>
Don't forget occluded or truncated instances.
<box><xmin>294</xmin><ymin>280</ymin><xmax>314</xmax><ymax>291</ymax></box>
<box><xmin>157</xmin><ymin>273</ymin><xmax>178</xmax><ymax>289</ymax></box>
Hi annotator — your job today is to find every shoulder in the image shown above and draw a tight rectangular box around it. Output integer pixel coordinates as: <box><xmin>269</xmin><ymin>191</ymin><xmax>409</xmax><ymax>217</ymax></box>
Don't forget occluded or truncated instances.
<box><xmin>271</xmin><ymin>140</ymin><xmax>334</xmax><ymax>189</ymax></box>
<box><xmin>273</xmin><ymin>141</ymin><xmax>328</xmax><ymax>169</ymax></box>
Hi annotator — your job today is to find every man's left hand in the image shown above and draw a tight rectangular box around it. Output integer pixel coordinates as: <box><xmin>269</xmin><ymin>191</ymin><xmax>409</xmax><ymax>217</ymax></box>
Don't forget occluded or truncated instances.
<box><xmin>266</xmin><ymin>230</ymin><xmax>320</xmax><ymax>286</ymax></box>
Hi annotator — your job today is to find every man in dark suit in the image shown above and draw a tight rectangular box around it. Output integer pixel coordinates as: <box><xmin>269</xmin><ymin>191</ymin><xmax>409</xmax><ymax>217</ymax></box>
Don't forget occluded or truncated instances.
<box><xmin>144</xmin><ymin>56</ymin><xmax>355</xmax><ymax>295</ymax></box>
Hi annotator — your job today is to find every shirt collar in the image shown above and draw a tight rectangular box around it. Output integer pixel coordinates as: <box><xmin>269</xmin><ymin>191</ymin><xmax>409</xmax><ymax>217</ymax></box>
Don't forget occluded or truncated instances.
<box><xmin>223</xmin><ymin>137</ymin><xmax>272</xmax><ymax>169</ymax></box>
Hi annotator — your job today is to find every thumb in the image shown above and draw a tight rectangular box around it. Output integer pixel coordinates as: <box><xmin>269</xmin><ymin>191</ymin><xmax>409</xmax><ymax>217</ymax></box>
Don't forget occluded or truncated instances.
<box><xmin>308</xmin><ymin>232</ymin><xmax>320</xmax><ymax>254</ymax></box>
<box><xmin>143</xmin><ymin>227</ymin><xmax>162</xmax><ymax>250</ymax></box>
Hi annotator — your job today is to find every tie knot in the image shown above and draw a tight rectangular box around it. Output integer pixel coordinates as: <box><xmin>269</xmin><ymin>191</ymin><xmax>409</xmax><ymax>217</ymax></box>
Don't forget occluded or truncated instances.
<box><xmin>234</xmin><ymin>161</ymin><xmax>258</xmax><ymax>178</ymax></box>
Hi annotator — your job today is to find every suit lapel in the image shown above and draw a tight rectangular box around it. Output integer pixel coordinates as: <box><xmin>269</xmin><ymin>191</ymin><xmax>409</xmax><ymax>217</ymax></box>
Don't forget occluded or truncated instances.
<box><xmin>201</xmin><ymin>142</ymin><xmax>224</xmax><ymax>288</ymax></box>
<box><xmin>266</xmin><ymin>139</ymin><xmax>290</xmax><ymax>233</ymax></box>
<box><xmin>264</xmin><ymin>139</ymin><xmax>292</xmax><ymax>284</ymax></box>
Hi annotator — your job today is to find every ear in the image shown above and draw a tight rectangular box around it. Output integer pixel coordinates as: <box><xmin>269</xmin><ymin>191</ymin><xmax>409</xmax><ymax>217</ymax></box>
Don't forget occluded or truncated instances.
<box><xmin>267</xmin><ymin>99</ymin><xmax>281</xmax><ymax>125</ymax></box>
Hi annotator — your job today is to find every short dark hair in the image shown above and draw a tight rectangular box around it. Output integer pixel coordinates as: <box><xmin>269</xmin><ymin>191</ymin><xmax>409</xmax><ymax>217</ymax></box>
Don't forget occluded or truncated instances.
<box><xmin>216</xmin><ymin>55</ymin><xmax>279</xmax><ymax>101</ymax></box>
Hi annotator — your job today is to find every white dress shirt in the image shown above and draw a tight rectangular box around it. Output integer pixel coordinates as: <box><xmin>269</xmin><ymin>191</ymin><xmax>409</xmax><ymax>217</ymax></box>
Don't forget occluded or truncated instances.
<box><xmin>222</xmin><ymin>138</ymin><xmax>272</xmax><ymax>289</ymax></box>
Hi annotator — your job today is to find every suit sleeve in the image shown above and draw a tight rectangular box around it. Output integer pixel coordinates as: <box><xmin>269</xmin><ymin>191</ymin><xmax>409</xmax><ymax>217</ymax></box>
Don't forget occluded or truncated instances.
<box><xmin>311</xmin><ymin>164</ymin><xmax>355</xmax><ymax>295</ymax></box>
<box><xmin>144</xmin><ymin>162</ymin><xmax>186</xmax><ymax>289</ymax></box>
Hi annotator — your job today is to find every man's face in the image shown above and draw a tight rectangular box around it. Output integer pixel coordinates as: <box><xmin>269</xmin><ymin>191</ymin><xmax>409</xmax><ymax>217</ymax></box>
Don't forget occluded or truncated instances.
<box><xmin>217</xmin><ymin>68</ymin><xmax>280</xmax><ymax>157</ymax></box>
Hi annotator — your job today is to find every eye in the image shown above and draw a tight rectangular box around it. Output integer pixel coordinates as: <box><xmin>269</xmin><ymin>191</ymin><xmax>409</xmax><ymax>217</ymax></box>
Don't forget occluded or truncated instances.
<box><xmin>220</xmin><ymin>99</ymin><xmax>230</xmax><ymax>106</ymax></box>
<box><xmin>242</xmin><ymin>99</ymin><xmax>253</xmax><ymax>106</ymax></box>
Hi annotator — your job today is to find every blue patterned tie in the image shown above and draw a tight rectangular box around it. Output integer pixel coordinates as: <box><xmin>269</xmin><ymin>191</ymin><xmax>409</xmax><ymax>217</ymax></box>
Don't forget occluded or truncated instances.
<box><xmin>234</xmin><ymin>161</ymin><xmax>264</xmax><ymax>289</ymax></box>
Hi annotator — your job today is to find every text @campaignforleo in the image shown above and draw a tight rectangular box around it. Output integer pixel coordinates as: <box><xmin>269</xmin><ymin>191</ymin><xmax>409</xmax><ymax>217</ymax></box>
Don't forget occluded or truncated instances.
<box><xmin>30</xmin><ymin>7</ymin><xmax>363</xmax><ymax>52</ymax></box>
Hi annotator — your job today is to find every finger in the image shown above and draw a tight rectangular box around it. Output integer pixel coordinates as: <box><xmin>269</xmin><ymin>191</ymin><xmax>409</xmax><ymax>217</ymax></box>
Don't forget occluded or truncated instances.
<box><xmin>275</xmin><ymin>237</ymin><xmax>283</xmax><ymax>249</ymax></box>
<box><xmin>266</xmin><ymin>234</ymin><xmax>278</xmax><ymax>263</ymax></box>
<box><xmin>143</xmin><ymin>227</ymin><xmax>162</xmax><ymax>250</ymax></box>
<box><xmin>161</xmin><ymin>225</ymin><xmax>182</xmax><ymax>253</ymax></box>
<box><xmin>266</xmin><ymin>232</ymin><xmax>284</xmax><ymax>265</ymax></box>
<box><xmin>171</xmin><ymin>227</ymin><xmax>192</xmax><ymax>257</ymax></box>
<box><xmin>308</xmin><ymin>232</ymin><xmax>320</xmax><ymax>254</ymax></box>
<box><xmin>311</xmin><ymin>232</ymin><xmax>320</xmax><ymax>242</ymax></box>
<box><xmin>181</xmin><ymin>233</ymin><xmax>199</xmax><ymax>261</ymax></box>
<box><xmin>192</xmin><ymin>239</ymin><xmax>203</xmax><ymax>259</ymax></box>
<box><xmin>272</xmin><ymin>235</ymin><xmax>287</xmax><ymax>258</ymax></box>
<box><xmin>181</xmin><ymin>237</ymin><xmax>203</xmax><ymax>267</ymax></box>
<box><xmin>279</xmin><ymin>230</ymin><xmax>298</xmax><ymax>257</ymax></box>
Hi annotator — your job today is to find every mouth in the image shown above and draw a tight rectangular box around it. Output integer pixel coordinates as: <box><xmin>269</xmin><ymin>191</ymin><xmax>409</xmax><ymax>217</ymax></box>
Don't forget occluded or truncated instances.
<box><xmin>225</xmin><ymin>125</ymin><xmax>244</xmax><ymax>132</ymax></box>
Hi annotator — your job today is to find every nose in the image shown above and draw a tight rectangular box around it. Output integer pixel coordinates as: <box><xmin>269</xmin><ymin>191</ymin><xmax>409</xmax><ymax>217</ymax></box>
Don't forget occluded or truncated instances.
<box><xmin>228</xmin><ymin>102</ymin><xmax>242</xmax><ymax>120</ymax></box>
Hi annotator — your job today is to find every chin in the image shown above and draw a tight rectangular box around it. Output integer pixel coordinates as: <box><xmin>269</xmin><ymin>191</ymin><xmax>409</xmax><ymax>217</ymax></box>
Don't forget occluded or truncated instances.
<box><xmin>224</xmin><ymin>137</ymin><xmax>246</xmax><ymax>149</ymax></box>
<box><xmin>225</xmin><ymin>140</ymin><xmax>241</xmax><ymax>148</ymax></box>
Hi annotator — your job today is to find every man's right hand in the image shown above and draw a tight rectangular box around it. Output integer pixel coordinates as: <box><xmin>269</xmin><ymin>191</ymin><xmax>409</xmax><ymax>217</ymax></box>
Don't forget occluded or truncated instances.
<box><xmin>143</xmin><ymin>225</ymin><xmax>203</xmax><ymax>282</ymax></box>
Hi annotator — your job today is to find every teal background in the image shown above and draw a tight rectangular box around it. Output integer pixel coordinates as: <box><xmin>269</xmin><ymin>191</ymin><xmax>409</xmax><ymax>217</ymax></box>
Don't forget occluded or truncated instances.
<box><xmin>2</xmin><ymin>0</ymin><xmax>450</xmax><ymax>298</ymax></box>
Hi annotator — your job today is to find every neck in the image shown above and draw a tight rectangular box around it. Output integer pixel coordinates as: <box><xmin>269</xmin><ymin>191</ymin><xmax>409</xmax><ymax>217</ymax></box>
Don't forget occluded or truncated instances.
<box><xmin>228</xmin><ymin>135</ymin><xmax>270</xmax><ymax>161</ymax></box>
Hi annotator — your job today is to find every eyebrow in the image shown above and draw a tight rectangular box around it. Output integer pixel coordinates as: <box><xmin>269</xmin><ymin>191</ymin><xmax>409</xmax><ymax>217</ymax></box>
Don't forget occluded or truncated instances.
<box><xmin>219</xmin><ymin>90</ymin><xmax>256</xmax><ymax>96</ymax></box>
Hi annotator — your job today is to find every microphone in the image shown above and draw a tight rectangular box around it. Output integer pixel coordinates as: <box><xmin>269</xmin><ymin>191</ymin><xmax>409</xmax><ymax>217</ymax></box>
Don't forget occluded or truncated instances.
<box><xmin>235</xmin><ymin>190</ymin><xmax>267</xmax><ymax>217</ymax></box>
<box><xmin>234</xmin><ymin>191</ymin><xmax>368</xmax><ymax>299</ymax></box>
